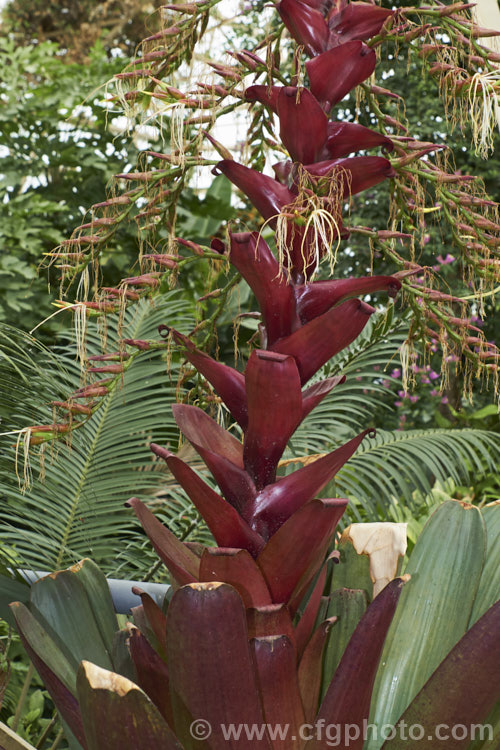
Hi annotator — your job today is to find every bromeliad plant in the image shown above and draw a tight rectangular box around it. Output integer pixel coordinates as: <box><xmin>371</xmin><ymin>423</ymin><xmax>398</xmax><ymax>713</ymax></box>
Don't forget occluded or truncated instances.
<box><xmin>8</xmin><ymin>0</ymin><xmax>500</xmax><ymax>749</ymax></box>
<box><xmin>11</xmin><ymin>500</ymin><xmax>500</xmax><ymax>750</ymax></box>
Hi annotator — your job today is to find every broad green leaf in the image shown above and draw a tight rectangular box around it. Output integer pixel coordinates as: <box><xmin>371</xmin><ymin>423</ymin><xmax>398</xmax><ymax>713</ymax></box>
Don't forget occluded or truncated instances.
<box><xmin>112</xmin><ymin>629</ymin><xmax>137</xmax><ymax>683</ymax></box>
<box><xmin>381</xmin><ymin>600</ymin><xmax>500</xmax><ymax>750</ymax></box>
<box><xmin>321</xmin><ymin>588</ymin><xmax>368</xmax><ymax>700</ymax></box>
<box><xmin>0</xmin><ymin>574</ymin><xmax>30</xmax><ymax>626</ymax></box>
<box><xmin>469</xmin><ymin>501</ymin><xmax>500</xmax><ymax>625</ymax></box>
<box><xmin>29</xmin><ymin>566</ymin><xmax>115</xmax><ymax>671</ymax></box>
<box><xmin>330</xmin><ymin>533</ymin><xmax>372</xmax><ymax>598</ymax></box>
<box><xmin>70</xmin><ymin>559</ymin><xmax>119</xmax><ymax>656</ymax></box>
<box><xmin>10</xmin><ymin>602</ymin><xmax>77</xmax><ymax>693</ymax></box>
<box><xmin>367</xmin><ymin>501</ymin><xmax>485</xmax><ymax>750</ymax></box>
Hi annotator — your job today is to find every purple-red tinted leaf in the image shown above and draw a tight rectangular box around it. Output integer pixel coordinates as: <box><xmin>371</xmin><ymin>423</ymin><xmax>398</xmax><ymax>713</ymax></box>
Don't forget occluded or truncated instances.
<box><xmin>244</xmin><ymin>350</ymin><xmax>303</xmax><ymax>488</ymax></box>
<box><xmin>328</xmin><ymin>3</ymin><xmax>394</xmax><ymax>44</ymax></box>
<box><xmin>183</xmin><ymin>444</ymin><xmax>256</xmax><ymax>518</ymax></box>
<box><xmin>306</xmin><ymin>41</ymin><xmax>376</xmax><ymax>110</ymax></box>
<box><xmin>309</xmin><ymin>577</ymin><xmax>408</xmax><ymax>750</ymax></box>
<box><xmin>299</xmin><ymin>0</ymin><xmax>332</xmax><ymax>8</ymax></box>
<box><xmin>301</xmin><ymin>377</ymin><xmax>345</xmax><ymax>422</ymax></box>
<box><xmin>77</xmin><ymin>661</ymin><xmax>181</xmax><ymax>750</ymax></box>
<box><xmin>10</xmin><ymin>602</ymin><xmax>87</xmax><ymax>748</ymax></box>
<box><xmin>199</xmin><ymin>548</ymin><xmax>272</xmax><ymax>608</ymax></box>
<box><xmin>272</xmin><ymin>160</ymin><xmax>293</xmax><ymax>185</ymax></box>
<box><xmin>246</xmin><ymin>604</ymin><xmax>296</xmax><ymax>645</ymax></box>
<box><xmin>277</xmin><ymin>87</ymin><xmax>327</xmax><ymax>164</ymax></box>
<box><xmin>150</xmin><ymin>445</ymin><xmax>264</xmax><ymax>556</ymax></box>
<box><xmin>131</xmin><ymin>590</ymin><xmax>167</xmax><ymax>655</ymax></box>
<box><xmin>305</xmin><ymin>156</ymin><xmax>396</xmax><ymax>197</ymax></box>
<box><xmin>185</xmin><ymin>541</ymin><xmax>207</xmax><ymax>558</ymax></box>
<box><xmin>256</xmin><ymin>499</ymin><xmax>347</xmax><ymax>602</ymax></box>
<box><xmin>323</xmin><ymin>121</ymin><xmax>393</xmax><ymax>159</ymax></box>
<box><xmin>160</xmin><ymin>411</ymin><xmax>256</xmax><ymax>516</ymax></box>
<box><xmin>172</xmin><ymin>404</ymin><xmax>243</xmax><ymax>467</ymax></box>
<box><xmin>381</xmin><ymin>599</ymin><xmax>500</xmax><ymax>750</ymax></box>
<box><xmin>298</xmin><ymin>618</ymin><xmax>337</xmax><ymax>723</ymax></box>
<box><xmin>294</xmin><ymin>553</ymin><xmax>338</xmax><ymax>656</ymax></box>
<box><xmin>278</xmin><ymin>0</ymin><xmax>328</xmax><ymax>57</ymax></box>
<box><xmin>245</xmin><ymin>85</ymin><xmax>280</xmax><ymax>113</ymax></box>
<box><xmin>271</xmin><ymin>298</ymin><xmax>374</xmax><ymax>384</ymax></box>
<box><xmin>295</xmin><ymin>275</ymin><xmax>401</xmax><ymax>324</ymax></box>
<box><xmin>215</xmin><ymin>160</ymin><xmax>294</xmax><ymax>223</ymax></box>
<box><xmin>170</xmin><ymin>329</ymin><xmax>248</xmax><ymax>428</ymax></box>
<box><xmin>229</xmin><ymin>232</ymin><xmax>299</xmax><ymax>346</ymax></box>
<box><xmin>127</xmin><ymin>626</ymin><xmax>174</xmax><ymax>728</ymax></box>
<box><xmin>131</xmin><ymin>604</ymin><xmax>153</xmax><ymax>642</ymax></box>
<box><xmin>286</xmin><ymin>221</ymin><xmax>337</xmax><ymax>284</ymax></box>
<box><xmin>252</xmin><ymin>636</ymin><xmax>305</xmax><ymax>750</ymax></box>
<box><xmin>253</xmin><ymin>433</ymin><xmax>367</xmax><ymax>538</ymax></box>
<box><xmin>166</xmin><ymin>583</ymin><xmax>271</xmax><ymax>750</ymax></box>
<box><xmin>125</xmin><ymin>498</ymin><xmax>199</xmax><ymax>584</ymax></box>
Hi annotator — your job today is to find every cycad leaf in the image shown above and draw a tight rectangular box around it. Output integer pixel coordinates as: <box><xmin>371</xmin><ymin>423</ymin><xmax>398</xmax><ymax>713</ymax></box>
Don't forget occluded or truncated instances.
<box><xmin>334</xmin><ymin>429</ymin><xmax>500</xmax><ymax>520</ymax></box>
<box><xmin>0</xmin><ymin>294</ymin><xmax>202</xmax><ymax>578</ymax></box>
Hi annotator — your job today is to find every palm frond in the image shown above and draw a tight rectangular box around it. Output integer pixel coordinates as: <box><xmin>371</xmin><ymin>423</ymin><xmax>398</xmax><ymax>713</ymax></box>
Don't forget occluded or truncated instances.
<box><xmin>0</xmin><ymin>293</ymin><xmax>211</xmax><ymax>579</ymax></box>
<box><xmin>335</xmin><ymin>427</ymin><xmax>500</xmax><ymax>522</ymax></box>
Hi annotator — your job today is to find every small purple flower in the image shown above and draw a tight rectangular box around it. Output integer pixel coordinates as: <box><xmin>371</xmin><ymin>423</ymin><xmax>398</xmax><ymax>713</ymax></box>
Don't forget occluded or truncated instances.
<box><xmin>430</xmin><ymin>389</ymin><xmax>439</xmax><ymax>397</ymax></box>
<box><xmin>429</xmin><ymin>371</ymin><xmax>440</xmax><ymax>381</ymax></box>
<box><xmin>441</xmin><ymin>396</ymin><xmax>449</xmax><ymax>404</ymax></box>
<box><xmin>436</xmin><ymin>253</ymin><xmax>455</xmax><ymax>265</ymax></box>
<box><xmin>391</xmin><ymin>368</ymin><xmax>401</xmax><ymax>378</ymax></box>
<box><xmin>410</xmin><ymin>395</ymin><xmax>419</xmax><ymax>403</ymax></box>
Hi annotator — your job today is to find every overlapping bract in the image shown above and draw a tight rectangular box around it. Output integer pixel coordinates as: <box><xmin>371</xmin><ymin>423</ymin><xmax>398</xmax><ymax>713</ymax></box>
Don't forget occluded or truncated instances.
<box><xmin>11</xmin><ymin>561</ymin><xmax>409</xmax><ymax>750</ymax></box>
<box><xmin>122</xmin><ymin>0</ymin><xmax>402</xmax><ymax>691</ymax></box>
<box><xmin>278</xmin><ymin>0</ymin><xmax>393</xmax><ymax>58</ymax></box>
<box><xmin>216</xmin><ymin>1</ymin><xmax>395</xmax><ymax>281</ymax></box>
<box><xmin>136</xmin><ymin>222</ymin><xmax>400</xmax><ymax>606</ymax></box>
